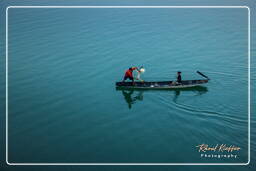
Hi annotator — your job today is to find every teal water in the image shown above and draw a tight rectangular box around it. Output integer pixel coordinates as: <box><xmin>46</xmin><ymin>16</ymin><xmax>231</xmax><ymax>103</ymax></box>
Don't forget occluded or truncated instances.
<box><xmin>0</xmin><ymin>1</ymin><xmax>255</xmax><ymax>170</ymax></box>
<box><xmin>6</xmin><ymin>7</ymin><xmax>249</xmax><ymax>164</ymax></box>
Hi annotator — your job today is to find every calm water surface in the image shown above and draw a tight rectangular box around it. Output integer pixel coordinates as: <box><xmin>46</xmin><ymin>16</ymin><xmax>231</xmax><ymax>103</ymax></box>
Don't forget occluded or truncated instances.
<box><xmin>6</xmin><ymin>7</ymin><xmax>250</xmax><ymax>163</ymax></box>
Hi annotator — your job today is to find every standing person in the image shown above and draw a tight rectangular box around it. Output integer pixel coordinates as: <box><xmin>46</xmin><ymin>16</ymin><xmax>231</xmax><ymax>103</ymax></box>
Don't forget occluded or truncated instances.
<box><xmin>177</xmin><ymin>71</ymin><xmax>182</xmax><ymax>84</ymax></box>
<box><xmin>123</xmin><ymin>67</ymin><xmax>139</xmax><ymax>84</ymax></box>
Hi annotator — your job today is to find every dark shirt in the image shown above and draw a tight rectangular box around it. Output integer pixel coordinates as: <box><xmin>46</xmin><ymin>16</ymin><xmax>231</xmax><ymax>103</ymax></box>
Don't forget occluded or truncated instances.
<box><xmin>177</xmin><ymin>75</ymin><xmax>182</xmax><ymax>83</ymax></box>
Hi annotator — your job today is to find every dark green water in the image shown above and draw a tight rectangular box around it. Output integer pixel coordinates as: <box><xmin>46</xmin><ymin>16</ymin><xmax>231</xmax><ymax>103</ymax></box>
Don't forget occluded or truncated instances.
<box><xmin>0</xmin><ymin>0</ymin><xmax>255</xmax><ymax>171</ymax></box>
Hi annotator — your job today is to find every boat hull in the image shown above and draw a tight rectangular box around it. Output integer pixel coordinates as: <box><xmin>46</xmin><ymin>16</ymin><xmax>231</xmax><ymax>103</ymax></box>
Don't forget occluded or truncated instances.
<box><xmin>116</xmin><ymin>79</ymin><xmax>208</xmax><ymax>89</ymax></box>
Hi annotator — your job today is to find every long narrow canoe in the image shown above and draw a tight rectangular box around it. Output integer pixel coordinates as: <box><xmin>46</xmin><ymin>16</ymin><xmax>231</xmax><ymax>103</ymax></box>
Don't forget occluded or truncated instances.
<box><xmin>116</xmin><ymin>79</ymin><xmax>208</xmax><ymax>89</ymax></box>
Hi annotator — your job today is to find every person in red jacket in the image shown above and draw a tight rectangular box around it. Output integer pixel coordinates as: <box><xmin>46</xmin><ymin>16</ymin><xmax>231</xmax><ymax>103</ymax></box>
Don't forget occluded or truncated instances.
<box><xmin>123</xmin><ymin>67</ymin><xmax>139</xmax><ymax>83</ymax></box>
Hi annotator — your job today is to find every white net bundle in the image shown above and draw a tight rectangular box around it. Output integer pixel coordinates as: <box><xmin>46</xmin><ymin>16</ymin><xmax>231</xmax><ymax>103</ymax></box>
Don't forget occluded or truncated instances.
<box><xmin>136</xmin><ymin>67</ymin><xmax>145</xmax><ymax>81</ymax></box>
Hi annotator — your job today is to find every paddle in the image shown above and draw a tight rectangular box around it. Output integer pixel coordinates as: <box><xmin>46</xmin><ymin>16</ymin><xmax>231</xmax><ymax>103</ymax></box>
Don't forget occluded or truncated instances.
<box><xmin>197</xmin><ymin>71</ymin><xmax>210</xmax><ymax>80</ymax></box>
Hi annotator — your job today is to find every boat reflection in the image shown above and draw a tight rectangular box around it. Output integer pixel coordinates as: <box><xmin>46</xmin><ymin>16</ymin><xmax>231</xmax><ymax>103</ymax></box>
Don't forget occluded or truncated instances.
<box><xmin>116</xmin><ymin>86</ymin><xmax>208</xmax><ymax>109</ymax></box>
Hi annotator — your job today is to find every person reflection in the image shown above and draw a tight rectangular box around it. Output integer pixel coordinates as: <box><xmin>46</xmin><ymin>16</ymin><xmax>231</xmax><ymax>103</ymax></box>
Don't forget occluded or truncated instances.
<box><xmin>121</xmin><ymin>90</ymin><xmax>143</xmax><ymax>109</ymax></box>
<box><xmin>173</xmin><ymin>90</ymin><xmax>180</xmax><ymax>103</ymax></box>
<box><xmin>172</xmin><ymin>86</ymin><xmax>208</xmax><ymax>103</ymax></box>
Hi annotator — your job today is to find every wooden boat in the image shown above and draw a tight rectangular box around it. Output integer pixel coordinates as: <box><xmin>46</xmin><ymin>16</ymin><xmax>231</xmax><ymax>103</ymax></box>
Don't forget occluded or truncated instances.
<box><xmin>116</xmin><ymin>79</ymin><xmax>208</xmax><ymax>89</ymax></box>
